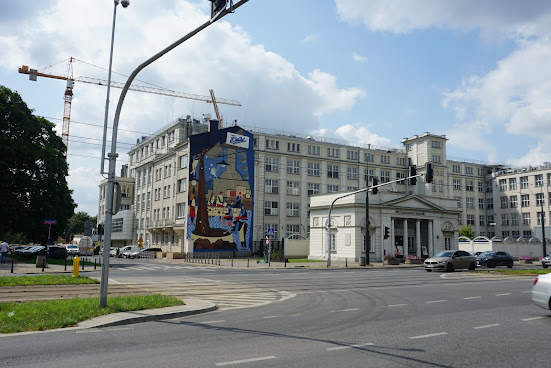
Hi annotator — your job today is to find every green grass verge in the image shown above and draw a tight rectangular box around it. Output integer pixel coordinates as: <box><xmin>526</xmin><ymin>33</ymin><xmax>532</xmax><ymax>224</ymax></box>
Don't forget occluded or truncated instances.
<box><xmin>0</xmin><ymin>275</ymin><xmax>99</xmax><ymax>287</ymax></box>
<box><xmin>474</xmin><ymin>269</ymin><xmax>551</xmax><ymax>276</ymax></box>
<box><xmin>10</xmin><ymin>255</ymin><xmax>98</xmax><ymax>267</ymax></box>
<box><xmin>0</xmin><ymin>294</ymin><xmax>184</xmax><ymax>334</ymax></box>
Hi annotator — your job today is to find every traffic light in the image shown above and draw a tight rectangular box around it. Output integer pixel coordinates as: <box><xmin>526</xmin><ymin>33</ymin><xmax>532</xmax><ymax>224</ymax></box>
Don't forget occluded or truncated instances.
<box><xmin>372</xmin><ymin>177</ymin><xmax>378</xmax><ymax>194</ymax></box>
<box><xmin>425</xmin><ymin>162</ymin><xmax>433</xmax><ymax>183</ymax></box>
<box><xmin>408</xmin><ymin>165</ymin><xmax>417</xmax><ymax>185</ymax></box>
<box><xmin>384</xmin><ymin>226</ymin><xmax>390</xmax><ymax>239</ymax></box>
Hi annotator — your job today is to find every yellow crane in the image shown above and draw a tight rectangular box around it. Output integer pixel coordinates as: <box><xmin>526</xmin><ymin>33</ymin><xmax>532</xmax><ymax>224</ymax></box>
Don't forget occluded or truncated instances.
<box><xmin>19</xmin><ymin>57</ymin><xmax>241</xmax><ymax>157</ymax></box>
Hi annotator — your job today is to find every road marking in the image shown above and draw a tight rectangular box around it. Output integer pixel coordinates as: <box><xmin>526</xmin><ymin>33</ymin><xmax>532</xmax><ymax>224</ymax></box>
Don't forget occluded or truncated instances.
<box><xmin>496</xmin><ymin>293</ymin><xmax>512</xmax><ymax>296</ymax></box>
<box><xmin>76</xmin><ymin>327</ymin><xmax>134</xmax><ymax>334</ymax></box>
<box><xmin>198</xmin><ymin>320</ymin><xmax>225</xmax><ymax>324</ymax></box>
<box><xmin>330</xmin><ymin>308</ymin><xmax>360</xmax><ymax>312</ymax></box>
<box><xmin>463</xmin><ymin>296</ymin><xmax>481</xmax><ymax>299</ymax></box>
<box><xmin>521</xmin><ymin>316</ymin><xmax>544</xmax><ymax>321</ymax></box>
<box><xmin>426</xmin><ymin>300</ymin><xmax>447</xmax><ymax>304</ymax></box>
<box><xmin>410</xmin><ymin>332</ymin><xmax>448</xmax><ymax>339</ymax></box>
<box><xmin>216</xmin><ymin>356</ymin><xmax>276</xmax><ymax>366</ymax></box>
<box><xmin>385</xmin><ymin>304</ymin><xmax>408</xmax><ymax>307</ymax></box>
<box><xmin>327</xmin><ymin>343</ymin><xmax>374</xmax><ymax>351</ymax></box>
<box><xmin>263</xmin><ymin>314</ymin><xmax>301</xmax><ymax>319</ymax></box>
<box><xmin>473</xmin><ymin>324</ymin><xmax>501</xmax><ymax>329</ymax></box>
<box><xmin>522</xmin><ymin>291</ymin><xmax>531</xmax><ymax>294</ymax></box>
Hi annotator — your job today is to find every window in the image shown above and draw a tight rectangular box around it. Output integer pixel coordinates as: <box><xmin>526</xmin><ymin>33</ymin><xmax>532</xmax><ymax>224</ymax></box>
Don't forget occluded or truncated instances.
<box><xmin>347</xmin><ymin>150</ymin><xmax>358</xmax><ymax>160</ymax></box>
<box><xmin>287</xmin><ymin>142</ymin><xmax>300</xmax><ymax>152</ymax></box>
<box><xmin>286</xmin><ymin>224</ymin><xmax>300</xmax><ymax>238</ymax></box>
<box><xmin>478</xmin><ymin>182</ymin><xmax>484</xmax><ymax>192</ymax></box>
<box><xmin>536</xmin><ymin>193</ymin><xmax>545</xmax><ymax>206</ymax></box>
<box><xmin>521</xmin><ymin>194</ymin><xmax>530</xmax><ymax>207</ymax></box>
<box><xmin>406</xmin><ymin>143</ymin><xmax>413</xmax><ymax>151</ymax></box>
<box><xmin>397</xmin><ymin>157</ymin><xmax>407</xmax><ymax>166</ymax></box>
<box><xmin>452</xmin><ymin>164</ymin><xmax>461</xmax><ymax>173</ymax></box>
<box><xmin>308</xmin><ymin>162</ymin><xmax>320</xmax><ymax>176</ymax></box>
<box><xmin>501</xmin><ymin>214</ymin><xmax>509</xmax><ymax>226</ymax></box>
<box><xmin>286</xmin><ymin>181</ymin><xmax>300</xmax><ymax>195</ymax></box>
<box><xmin>308</xmin><ymin>183</ymin><xmax>320</xmax><ymax>196</ymax></box>
<box><xmin>510</xmin><ymin>195</ymin><xmax>518</xmax><ymax>208</ymax></box>
<box><xmin>347</xmin><ymin>167</ymin><xmax>358</xmax><ymax>180</ymax></box>
<box><xmin>458</xmin><ymin>214</ymin><xmax>463</xmax><ymax>225</ymax></box>
<box><xmin>509</xmin><ymin>178</ymin><xmax>517</xmax><ymax>190</ymax></box>
<box><xmin>364</xmin><ymin>169</ymin><xmax>374</xmax><ymax>183</ymax></box>
<box><xmin>179</xmin><ymin>154</ymin><xmax>188</xmax><ymax>169</ymax></box>
<box><xmin>466</xmin><ymin>180</ymin><xmax>474</xmax><ymax>191</ymax></box>
<box><xmin>364</xmin><ymin>153</ymin><xmax>374</xmax><ymax>162</ymax></box>
<box><xmin>511</xmin><ymin>213</ymin><xmax>519</xmax><ymax>226</ymax></box>
<box><xmin>266</xmin><ymin>139</ymin><xmax>279</xmax><ymax>150</ymax></box>
<box><xmin>522</xmin><ymin>213</ymin><xmax>530</xmax><ymax>225</ymax></box>
<box><xmin>486</xmin><ymin>182</ymin><xmax>493</xmax><ymax>193</ymax></box>
<box><xmin>487</xmin><ymin>198</ymin><xmax>493</xmax><ymax>209</ymax></box>
<box><xmin>265</xmin><ymin>224</ymin><xmax>278</xmax><ymax>238</ymax></box>
<box><xmin>500</xmin><ymin>196</ymin><xmax>508</xmax><ymax>209</ymax></box>
<box><xmin>432</xmin><ymin>140</ymin><xmax>441</xmax><ymax>148</ymax></box>
<box><xmin>478</xmin><ymin>168</ymin><xmax>484</xmax><ymax>176</ymax></box>
<box><xmin>466</xmin><ymin>197</ymin><xmax>474</xmax><ymax>208</ymax></box>
<box><xmin>265</xmin><ymin>179</ymin><xmax>278</xmax><ymax>194</ymax></box>
<box><xmin>327</xmin><ymin>148</ymin><xmax>339</xmax><ymax>158</ymax></box>
<box><xmin>178</xmin><ymin>179</ymin><xmax>187</xmax><ymax>193</ymax></box>
<box><xmin>265</xmin><ymin>157</ymin><xmax>279</xmax><ymax>172</ymax></box>
<box><xmin>465</xmin><ymin>167</ymin><xmax>473</xmax><ymax>175</ymax></box>
<box><xmin>453</xmin><ymin>179</ymin><xmax>461</xmax><ymax>190</ymax></box>
<box><xmin>327</xmin><ymin>185</ymin><xmax>339</xmax><ymax>192</ymax></box>
<box><xmin>535</xmin><ymin>174</ymin><xmax>544</xmax><ymax>188</ymax></box>
<box><xmin>501</xmin><ymin>231</ymin><xmax>510</xmax><ymax>238</ymax></box>
<box><xmin>467</xmin><ymin>215</ymin><xmax>475</xmax><ymax>225</ymax></box>
<box><xmin>347</xmin><ymin>186</ymin><xmax>359</xmax><ymax>191</ymax></box>
<box><xmin>538</xmin><ymin>212</ymin><xmax>546</xmax><ymax>225</ymax></box>
<box><xmin>264</xmin><ymin>201</ymin><xmax>279</xmax><ymax>216</ymax></box>
<box><xmin>499</xmin><ymin>179</ymin><xmax>507</xmax><ymax>191</ymax></box>
<box><xmin>455</xmin><ymin>197</ymin><xmax>462</xmax><ymax>207</ymax></box>
<box><xmin>521</xmin><ymin>176</ymin><xmax>529</xmax><ymax>189</ymax></box>
<box><xmin>523</xmin><ymin>230</ymin><xmax>532</xmax><ymax>238</ymax></box>
<box><xmin>308</xmin><ymin>145</ymin><xmax>320</xmax><ymax>155</ymax></box>
<box><xmin>479</xmin><ymin>198</ymin><xmax>484</xmax><ymax>209</ymax></box>
<box><xmin>380</xmin><ymin>171</ymin><xmax>390</xmax><ymax>183</ymax></box>
<box><xmin>380</xmin><ymin>155</ymin><xmax>390</xmax><ymax>164</ymax></box>
<box><xmin>287</xmin><ymin>160</ymin><xmax>300</xmax><ymax>175</ymax></box>
<box><xmin>177</xmin><ymin>203</ymin><xmax>186</xmax><ymax>218</ymax></box>
<box><xmin>480</xmin><ymin>215</ymin><xmax>485</xmax><ymax>226</ymax></box>
<box><xmin>432</xmin><ymin>155</ymin><xmax>441</xmax><ymax>164</ymax></box>
<box><xmin>327</xmin><ymin>164</ymin><xmax>339</xmax><ymax>178</ymax></box>
<box><xmin>512</xmin><ymin>230</ymin><xmax>519</xmax><ymax>238</ymax></box>
<box><xmin>286</xmin><ymin>203</ymin><xmax>300</xmax><ymax>217</ymax></box>
<box><xmin>396</xmin><ymin>172</ymin><xmax>406</xmax><ymax>184</ymax></box>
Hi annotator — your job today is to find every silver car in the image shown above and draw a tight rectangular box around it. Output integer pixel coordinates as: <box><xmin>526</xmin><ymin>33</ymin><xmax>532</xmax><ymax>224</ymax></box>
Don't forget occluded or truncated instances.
<box><xmin>532</xmin><ymin>273</ymin><xmax>551</xmax><ymax>310</ymax></box>
<box><xmin>424</xmin><ymin>250</ymin><xmax>477</xmax><ymax>272</ymax></box>
<box><xmin>541</xmin><ymin>253</ymin><xmax>551</xmax><ymax>268</ymax></box>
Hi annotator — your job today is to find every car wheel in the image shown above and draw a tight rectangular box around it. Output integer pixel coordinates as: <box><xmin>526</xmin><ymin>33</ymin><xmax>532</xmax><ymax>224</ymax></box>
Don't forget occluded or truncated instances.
<box><xmin>543</xmin><ymin>264</ymin><xmax>548</xmax><ymax>269</ymax></box>
<box><xmin>446</xmin><ymin>263</ymin><xmax>454</xmax><ymax>272</ymax></box>
<box><xmin>487</xmin><ymin>261</ymin><xmax>495</xmax><ymax>268</ymax></box>
<box><xmin>506</xmin><ymin>260</ymin><xmax>513</xmax><ymax>268</ymax></box>
<box><xmin>468</xmin><ymin>262</ymin><xmax>476</xmax><ymax>270</ymax></box>
<box><xmin>425</xmin><ymin>269</ymin><xmax>432</xmax><ymax>272</ymax></box>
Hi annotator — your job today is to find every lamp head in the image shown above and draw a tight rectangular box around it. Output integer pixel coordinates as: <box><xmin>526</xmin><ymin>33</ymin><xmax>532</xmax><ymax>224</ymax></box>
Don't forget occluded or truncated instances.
<box><xmin>121</xmin><ymin>0</ymin><xmax>130</xmax><ymax>8</ymax></box>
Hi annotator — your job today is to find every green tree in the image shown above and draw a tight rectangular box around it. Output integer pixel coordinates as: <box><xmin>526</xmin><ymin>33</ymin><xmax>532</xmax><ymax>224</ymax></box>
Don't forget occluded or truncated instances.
<box><xmin>459</xmin><ymin>225</ymin><xmax>475</xmax><ymax>239</ymax></box>
<box><xmin>66</xmin><ymin>212</ymin><xmax>93</xmax><ymax>238</ymax></box>
<box><xmin>0</xmin><ymin>85</ymin><xmax>76</xmax><ymax>243</ymax></box>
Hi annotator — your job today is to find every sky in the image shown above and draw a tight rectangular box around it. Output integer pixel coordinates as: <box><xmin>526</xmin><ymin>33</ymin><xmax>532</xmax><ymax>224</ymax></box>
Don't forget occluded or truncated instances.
<box><xmin>2</xmin><ymin>0</ymin><xmax>551</xmax><ymax>217</ymax></box>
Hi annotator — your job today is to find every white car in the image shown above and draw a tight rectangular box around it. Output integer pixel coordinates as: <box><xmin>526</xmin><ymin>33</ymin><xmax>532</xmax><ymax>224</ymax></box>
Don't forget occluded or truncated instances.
<box><xmin>66</xmin><ymin>244</ymin><xmax>80</xmax><ymax>256</ymax></box>
<box><xmin>532</xmin><ymin>273</ymin><xmax>551</xmax><ymax>310</ymax></box>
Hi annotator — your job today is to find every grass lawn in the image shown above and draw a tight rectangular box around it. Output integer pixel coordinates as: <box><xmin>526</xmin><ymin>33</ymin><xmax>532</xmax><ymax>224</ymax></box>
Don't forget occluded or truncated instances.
<box><xmin>0</xmin><ymin>275</ymin><xmax>99</xmax><ymax>287</ymax></box>
<box><xmin>0</xmin><ymin>294</ymin><xmax>184</xmax><ymax>334</ymax></box>
<box><xmin>475</xmin><ymin>269</ymin><xmax>551</xmax><ymax>276</ymax></box>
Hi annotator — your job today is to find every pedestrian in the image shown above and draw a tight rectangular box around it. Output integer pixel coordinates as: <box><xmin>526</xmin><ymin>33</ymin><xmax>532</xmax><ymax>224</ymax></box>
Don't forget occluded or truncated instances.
<box><xmin>0</xmin><ymin>240</ymin><xmax>8</xmax><ymax>264</ymax></box>
<box><xmin>116</xmin><ymin>247</ymin><xmax>120</xmax><ymax>257</ymax></box>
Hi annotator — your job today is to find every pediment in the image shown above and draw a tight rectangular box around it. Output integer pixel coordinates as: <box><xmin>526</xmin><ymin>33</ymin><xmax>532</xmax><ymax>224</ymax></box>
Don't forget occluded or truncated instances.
<box><xmin>382</xmin><ymin>195</ymin><xmax>445</xmax><ymax>211</ymax></box>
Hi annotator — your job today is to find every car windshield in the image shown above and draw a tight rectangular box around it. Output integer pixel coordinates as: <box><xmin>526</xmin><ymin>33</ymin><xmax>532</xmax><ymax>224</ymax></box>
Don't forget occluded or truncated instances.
<box><xmin>434</xmin><ymin>251</ymin><xmax>454</xmax><ymax>257</ymax></box>
<box><xmin>479</xmin><ymin>252</ymin><xmax>495</xmax><ymax>256</ymax></box>
<box><xmin>67</xmin><ymin>245</ymin><xmax>77</xmax><ymax>249</ymax></box>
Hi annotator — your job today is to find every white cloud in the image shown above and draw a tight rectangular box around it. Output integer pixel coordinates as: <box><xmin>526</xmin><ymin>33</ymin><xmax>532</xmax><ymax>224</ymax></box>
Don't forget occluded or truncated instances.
<box><xmin>312</xmin><ymin>124</ymin><xmax>392</xmax><ymax>148</ymax></box>
<box><xmin>352</xmin><ymin>52</ymin><xmax>368</xmax><ymax>62</ymax></box>
<box><xmin>302</xmin><ymin>33</ymin><xmax>318</xmax><ymax>43</ymax></box>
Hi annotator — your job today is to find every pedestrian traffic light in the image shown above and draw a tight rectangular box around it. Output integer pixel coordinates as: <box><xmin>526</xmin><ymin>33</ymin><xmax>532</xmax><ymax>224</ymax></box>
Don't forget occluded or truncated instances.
<box><xmin>408</xmin><ymin>165</ymin><xmax>417</xmax><ymax>185</ymax></box>
<box><xmin>425</xmin><ymin>162</ymin><xmax>433</xmax><ymax>183</ymax></box>
<box><xmin>372</xmin><ymin>177</ymin><xmax>378</xmax><ymax>194</ymax></box>
<box><xmin>384</xmin><ymin>226</ymin><xmax>390</xmax><ymax>239</ymax></box>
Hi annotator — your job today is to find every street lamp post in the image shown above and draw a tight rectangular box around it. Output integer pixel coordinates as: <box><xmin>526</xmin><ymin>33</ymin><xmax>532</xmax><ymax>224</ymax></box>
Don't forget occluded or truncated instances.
<box><xmin>99</xmin><ymin>0</ymin><xmax>250</xmax><ymax>307</ymax></box>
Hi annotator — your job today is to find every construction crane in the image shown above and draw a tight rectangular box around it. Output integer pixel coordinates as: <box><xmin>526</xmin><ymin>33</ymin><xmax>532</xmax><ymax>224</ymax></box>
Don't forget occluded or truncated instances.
<box><xmin>209</xmin><ymin>89</ymin><xmax>223</xmax><ymax>127</ymax></box>
<box><xmin>19</xmin><ymin>57</ymin><xmax>241</xmax><ymax>157</ymax></box>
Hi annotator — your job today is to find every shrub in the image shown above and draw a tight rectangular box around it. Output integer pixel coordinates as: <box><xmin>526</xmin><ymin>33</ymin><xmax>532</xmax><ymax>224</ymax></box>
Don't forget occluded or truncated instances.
<box><xmin>406</xmin><ymin>255</ymin><xmax>421</xmax><ymax>260</ymax></box>
<box><xmin>383</xmin><ymin>254</ymin><xmax>396</xmax><ymax>261</ymax></box>
<box><xmin>518</xmin><ymin>256</ymin><xmax>533</xmax><ymax>260</ymax></box>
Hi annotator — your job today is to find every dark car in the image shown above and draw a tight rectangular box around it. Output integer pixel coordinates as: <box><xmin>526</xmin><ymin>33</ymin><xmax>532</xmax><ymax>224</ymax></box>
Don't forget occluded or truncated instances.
<box><xmin>476</xmin><ymin>251</ymin><xmax>514</xmax><ymax>268</ymax></box>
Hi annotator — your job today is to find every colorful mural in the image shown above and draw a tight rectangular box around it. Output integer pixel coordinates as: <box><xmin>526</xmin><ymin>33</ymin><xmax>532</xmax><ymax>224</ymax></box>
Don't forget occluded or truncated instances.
<box><xmin>187</xmin><ymin>125</ymin><xmax>254</xmax><ymax>252</ymax></box>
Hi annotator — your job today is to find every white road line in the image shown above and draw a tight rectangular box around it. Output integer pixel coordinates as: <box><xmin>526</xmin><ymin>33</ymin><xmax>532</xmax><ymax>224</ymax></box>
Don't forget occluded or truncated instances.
<box><xmin>472</xmin><ymin>324</ymin><xmax>501</xmax><ymax>329</ymax></box>
<box><xmin>521</xmin><ymin>316</ymin><xmax>544</xmax><ymax>321</ymax></box>
<box><xmin>385</xmin><ymin>304</ymin><xmax>408</xmax><ymax>307</ymax></box>
<box><xmin>426</xmin><ymin>300</ymin><xmax>448</xmax><ymax>304</ymax></box>
<box><xmin>496</xmin><ymin>293</ymin><xmax>512</xmax><ymax>296</ymax></box>
<box><xmin>263</xmin><ymin>314</ymin><xmax>301</xmax><ymax>319</ymax></box>
<box><xmin>522</xmin><ymin>291</ymin><xmax>531</xmax><ymax>294</ymax></box>
<box><xmin>327</xmin><ymin>343</ymin><xmax>374</xmax><ymax>351</ymax></box>
<box><xmin>76</xmin><ymin>327</ymin><xmax>134</xmax><ymax>334</ymax></box>
<box><xmin>330</xmin><ymin>308</ymin><xmax>360</xmax><ymax>313</ymax></box>
<box><xmin>215</xmin><ymin>356</ymin><xmax>276</xmax><ymax>366</ymax></box>
<box><xmin>463</xmin><ymin>296</ymin><xmax>481</xmax><ymax>299</ymax></box>
<box><xmin>410</xmin><ymin>332</ymin><xmax>448</xmax><ymax>339</ymax></box>
<box><xmin>197</xmin><ymin>320</ymin><xmax>225</xmax><ymax>324</ymax></box>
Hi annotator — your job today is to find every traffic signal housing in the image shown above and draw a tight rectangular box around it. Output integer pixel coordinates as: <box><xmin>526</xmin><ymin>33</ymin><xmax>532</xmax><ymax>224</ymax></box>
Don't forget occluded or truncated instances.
<box><xmin>425</xmin><ymin>162</ymin><xmax>433</xmax><ymax>183</ymax></box>
<box><xmin>384</xmin><ymin>226</ymin><xmax>390</xmax><ymax>239</ymax></box>
<box><xmin>372</xmin><ymin>177</ymin><xmax>378</xmax><ymax>194</ymax></box>
<box><xmin>408</xmin><ymin>165</ymin><xmax>417</xmax><ymax>185</ymax></box>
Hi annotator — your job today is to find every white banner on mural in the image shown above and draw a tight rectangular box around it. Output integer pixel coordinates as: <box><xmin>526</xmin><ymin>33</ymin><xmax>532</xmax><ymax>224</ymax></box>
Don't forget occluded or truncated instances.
<box><xmin>226</xmin><ymin>133</ymin><xmax>249</xmax><ymax>149</ymax></box>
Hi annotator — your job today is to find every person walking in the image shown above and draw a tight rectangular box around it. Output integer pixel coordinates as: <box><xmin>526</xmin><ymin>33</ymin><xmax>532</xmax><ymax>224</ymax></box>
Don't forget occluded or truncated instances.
<box><xmin>0</xmin><ymin>240</ymin><xmax>8</xmax><ymax>264</ymax></box>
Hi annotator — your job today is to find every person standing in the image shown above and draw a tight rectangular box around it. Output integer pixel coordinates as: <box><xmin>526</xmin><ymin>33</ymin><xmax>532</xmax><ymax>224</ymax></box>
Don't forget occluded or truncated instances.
<box><xmin>0</xmin><ymin>240</ymin><xmax>8</xmax><ymax>264</ymax></box>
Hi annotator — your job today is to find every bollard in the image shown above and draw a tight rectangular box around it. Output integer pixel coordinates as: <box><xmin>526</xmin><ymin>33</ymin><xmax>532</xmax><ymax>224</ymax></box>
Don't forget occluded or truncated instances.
<box><xmin>64</xmin><ymin>258</ymin><xmax>67</xmax><ymax>271</ymax></box>
<box><xmin>346</xmin><ymin>258</ymin><xmax>348</xmax><ymax>268</ymax></box>
<box><xmin>73</xmin><ymin>256</ymin><xmax>80</xmax><ymax>277</ymax></box>
<box><xmin>247</xmin><ymin>258</ymin><xmax>249</xmax><ymax>268</ymax></box>
<box><xmin>42</xmin><ymin>258</ymin><xmax>46</xmax><ymax>272</ymax></box>
<box><xmin>231</xmin><ymin>256</ymin><xmax>233</xmax><ymax>267</ymax></box>
<box><xmin>285</xmin><ymin>258</ymin><xmax>287</xmax><ymax>268</ymax></box>
<box><xmin>11</xmin><ymin>258</ymin><xmax>14</xmax><ymax>273</ymax></box>
<box><xmin>82</xmin><ymin>257</ymin><xmax>84</xmax><ymax>270</ymax></box>
<box><xmin>94</xmin><ymin>259</ymin><xmax>97</xmax><ymax>270</ymax></box>
<box><xmin>218</xmin><ymin>254</ymin><xmax>220</xmax><ymax>266</ymax></box>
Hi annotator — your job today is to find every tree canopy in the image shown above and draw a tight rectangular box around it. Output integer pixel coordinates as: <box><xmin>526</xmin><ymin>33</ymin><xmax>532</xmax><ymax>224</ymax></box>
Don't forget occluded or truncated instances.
<box><xmin>459</xmin><ymin>225</ymin><xmax>475</xmax><ymax>239</ymax></box>
<box><xmin>0</xmin><ymin>85</ymin><xmax>76</xmax><ymax>243</ymax></box>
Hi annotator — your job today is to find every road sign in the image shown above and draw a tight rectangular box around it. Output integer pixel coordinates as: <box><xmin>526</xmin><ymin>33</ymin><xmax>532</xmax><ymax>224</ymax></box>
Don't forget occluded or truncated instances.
<box><xmin>266</xmin><ymin>228</ymin><xmax>275</xmax><ymax>236</ymax></box>
<box><xmin>43</xmin><ymin>220</ymin><xmax>57</xmax><ymax>225</ymax></box>
<box><xmin>265</xmin><ymin>236</ymin><xmax>269</xmax><ymax>245</ymax></box>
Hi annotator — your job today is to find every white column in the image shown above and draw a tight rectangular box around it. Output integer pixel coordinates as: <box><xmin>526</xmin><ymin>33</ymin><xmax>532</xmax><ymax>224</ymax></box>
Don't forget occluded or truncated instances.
<box><xmin>403</xmin><ymin>219</ymin><xmax>408</xmax><ymax>258</ymax></box>
<box><xmin>416</xmin><ymin>220</ymin><xmax>421</xmax><ymax>257</ymax></box>
<box><xmin>428</xmin><ymin>220</ymin><xmax>434</xmax><ymax>256</ymax></box>
<box><xmin>390</xmin><ymin>218</ymin><xmax>395</xmax><ymax>258</ymax></box>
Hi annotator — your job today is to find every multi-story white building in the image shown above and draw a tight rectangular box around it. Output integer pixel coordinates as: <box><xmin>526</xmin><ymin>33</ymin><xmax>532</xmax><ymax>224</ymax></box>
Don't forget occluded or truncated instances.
<box><xmin>100</xmin><ymin>115</ymin><xmax>550</xmax><ymax>258</ymax></box>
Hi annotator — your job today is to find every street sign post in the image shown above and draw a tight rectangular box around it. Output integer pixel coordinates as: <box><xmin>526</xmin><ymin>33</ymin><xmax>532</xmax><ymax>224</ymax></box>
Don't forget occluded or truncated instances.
<box><xmin>43</xmin><ymin>220</ymin><xmax>57</xmax><ymax>264</ymax></box>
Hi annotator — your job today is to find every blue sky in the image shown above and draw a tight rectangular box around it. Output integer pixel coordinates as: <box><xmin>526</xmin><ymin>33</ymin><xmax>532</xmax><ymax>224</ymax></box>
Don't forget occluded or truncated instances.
<box><xmin>1</xmin><ymin>0</ymin><xmax>551</xmax><ymax>215</ymax></box>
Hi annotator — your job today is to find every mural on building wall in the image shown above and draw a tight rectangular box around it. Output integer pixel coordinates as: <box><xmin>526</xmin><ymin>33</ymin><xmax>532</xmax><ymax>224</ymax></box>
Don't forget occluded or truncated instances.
<box><xmin>187</xmin><ymin>125</ymin><xmax>254</xmax><ymax>252</ymax></box>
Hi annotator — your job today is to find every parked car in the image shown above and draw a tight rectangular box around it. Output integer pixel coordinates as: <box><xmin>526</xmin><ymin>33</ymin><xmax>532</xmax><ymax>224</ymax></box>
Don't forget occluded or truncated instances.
<box><xmin>476</xmin><ymin>251</ymin><xmax>514</xmax><ymax>268</ymax></box>
<box><xmin>532</xmin><ymin>273</ymin><xmax>551</xmax><ymax>310</ymax></box>
<box><xmin>66</xmin><ymin>244</ymin><xmax>80</xmax><ymax>256</ymax></box>
<box><xmin>121</xmin><ymin>246</ymin><xmax>141</xmax><ymax>258</ymax></box>
<box><xmin>424</xmin><ymin>250</ymin><xmax>477</xmax><ymax>272</ymax></box>
<box><xmin>129</xmin><ymin>247</ymin><xmax>162</xmax><ymax>259</ymax></box>
<box><xmin>541</xmin><ymin>253</ymin><xmax>551</xmax><ymax>268</ymax></box>
<box><xmin>48</xmin><ymin>246</ymin><xmax>68</xmax><ymax>259</ymax></box>
<box><xmin>19</xmin><ymin>246</ymin><xmax>45</xmax><ymax>257</ymax></box>
<box><xmin>13</xmin><ymin>246</ymin><xmax>32</xmax><ymax>255</ymax></box>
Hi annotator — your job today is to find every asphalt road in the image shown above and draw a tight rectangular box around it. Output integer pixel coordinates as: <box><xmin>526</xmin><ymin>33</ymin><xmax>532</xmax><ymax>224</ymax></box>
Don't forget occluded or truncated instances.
<box><xmin>1</xmin><ymin>261</ymin><xmax>550</xmax><ymax>368</ymax></box>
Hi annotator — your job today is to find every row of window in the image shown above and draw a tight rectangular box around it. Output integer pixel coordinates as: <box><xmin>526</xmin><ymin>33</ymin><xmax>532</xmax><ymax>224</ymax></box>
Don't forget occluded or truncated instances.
<box><xmin>132</xmin><ymin>130</ymin><xmax>176</xmax><ymax>163</ymax></box>
<box><xmin>499</xmin><ymin>193</ymin><xmax>548</xmax><ymax>208</ymax></box>
<box><xmin>498</xmin><ymin>174</ymin><xmax>551</xmax><ymax>191</ymax></box>
<box><xmin>451</xmin><ymin>164</ymin><xmax>485</xmax><ymax>176</ymax></box>
<box><xmin>264</xmin><ymin>202</ymin><xmax>301</xmax><ymax>217</ymax></box>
